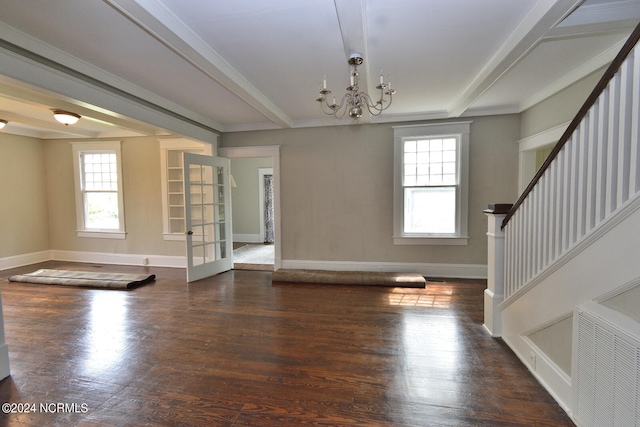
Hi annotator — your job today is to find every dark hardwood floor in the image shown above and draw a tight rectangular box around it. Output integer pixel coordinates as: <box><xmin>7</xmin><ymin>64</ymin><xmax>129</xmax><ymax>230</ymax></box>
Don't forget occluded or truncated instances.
<box><xmin>0</xmin><ymin>261</ymin><xmax>574</xmax><ymax>426</ymax></box>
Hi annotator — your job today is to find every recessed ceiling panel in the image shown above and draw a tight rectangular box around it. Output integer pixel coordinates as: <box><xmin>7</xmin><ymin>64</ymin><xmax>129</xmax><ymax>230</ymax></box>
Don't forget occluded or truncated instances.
<box><xmin>364</xmin><ymin>0</ymin><xmax>539</xmax><ymax>115</ymax></box>
<box><xmin>469</xmin><ymin>31</ymin><xmax>631</xmax><ymax>111</ymax></box>
<box><xmin>159</xmin><ymin>0</ymin><xmax>347</xmax><ymax>121</ymax></box>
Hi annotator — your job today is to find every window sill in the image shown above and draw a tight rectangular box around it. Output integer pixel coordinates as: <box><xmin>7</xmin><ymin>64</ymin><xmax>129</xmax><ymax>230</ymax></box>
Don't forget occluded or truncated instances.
<box><xmin>163</xmin><ymin>233</ymin><xmax>186</xmax><ymax>241</ymax></box>
<box><xmin>393</xmin><ymin>235</ymin><xmax>469</xmax><ymax>246</ymax></box>
<box><xmin>77</xmin><ymin>230</ymin><xmax>126</xmax><ymax>240</ymax></box>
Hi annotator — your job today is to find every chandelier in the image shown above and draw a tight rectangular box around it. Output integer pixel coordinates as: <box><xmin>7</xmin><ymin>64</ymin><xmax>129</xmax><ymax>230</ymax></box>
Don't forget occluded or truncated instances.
<box><xmin>316</xmin><ymin>54</ymin><xmax>396</xmax><ymax>119</ymax></box>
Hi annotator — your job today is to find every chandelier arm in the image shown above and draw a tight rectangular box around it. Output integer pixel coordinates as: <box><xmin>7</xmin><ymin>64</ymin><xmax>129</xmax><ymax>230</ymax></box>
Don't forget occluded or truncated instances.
<box><xmin>319</xmin><ymin>99</ymin><xmax>336</xmax><ymax>115</ymax></box>
<box><xmin>332</xmin><ymin>93</ymin><xmax>350</xmax><ymax>119</ymax></box>
<box><xmin>319</xmin><ymin>93</ymin><xmax>351</xmax><ymax>119</ymax></box>
<box><xmin>359</xmin><ymin>93</ymin><xmax>387</xmax><ymax>116</ymax></box>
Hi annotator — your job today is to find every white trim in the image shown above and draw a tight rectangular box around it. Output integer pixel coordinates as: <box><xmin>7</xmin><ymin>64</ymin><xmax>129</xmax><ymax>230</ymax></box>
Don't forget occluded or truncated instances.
<box><xmin>595</xmin><ymin>275</ymin><xmax>640</xmax><ymax>303</ymax></box>
<box><xmin>3</xmin><ymin>251</ymin><xmax>474</xmax><ymax>277</ymax></box>
<box><xmin>517</xmin><ymin>122</ymin><xmax>570</xmax><ymax>194</ymax></box>
<box><xmin>446</xmin><ymin>0</ymin><xmax>583</xmax><ymax>117</ymax></box>
<box><xmin>77</xmin><ymin>231</ymin><xmax>126</xmax><ymax>239</ymax></box>
<box><xmin>518</xmin><ymin>121</ymin><xmax>570</xmax><ymax>152</ymax></box>
<box><xmin>51</xmin><ymin>250</ymin><xmax>186</xmax><ymax>268</ymax></box>
<box><xmin>103</xmin><ymin>0</ymin><xmax>293</xmax><ymax>129</ymax></box>
<box><xmin>279</xmin><ymin>260</ymin><xmax>487</xmax><ymax>279</ymax></box>
<box><xmin>505</xmin><ymin>334</ymin><xmax>573</xmax><ymax>416</ymax></box>
<box><xmin>393</xmin><ymin>121</ymin><xmax>471</xmax><ymax>245</ymax></box>
<box><xmin>0</xmin><ymin>251</ymin><xmax>51</xmax><ymax>271</ymax></box>
<box><xmin>158</xmin><ymin>138</ymin><xmax>214</xmax><ymax>240</ymax></box>
<box><xmin>0</xmin><ymin>22</ymin><xmax>222</xmax><ymax>138</ymax></box>
<box><xmin>500</xmin><ymin>190</ymin><xmax>640</xmax><ymax>309</ymax></box>
<box><xmin>219</xmin><ymin>145</ymin><xmax>282</xmax><ymax>269</ymax></box>
<box><xmin>233</xmin><ymin>234</ymin><xmax>263</xmax><ymax>243</ymax></box>
<box><xmin>392</xmin><ymin>236</ymin><xmax>470</xmax><ymax>245</ymax></box>
<box><xmin>71</xmin><ymin>141</ymin><xmax>126</xmax><ymax>238</ymax></box>
<box><xmin>163</xmin><ymin>233</ymin><xmax>185</xmax><ymax>241</ymax></box>
<box><xmin>0</xmin><ymin>250</ymin><xmax>186</xmax><ymax>270</ymax></box>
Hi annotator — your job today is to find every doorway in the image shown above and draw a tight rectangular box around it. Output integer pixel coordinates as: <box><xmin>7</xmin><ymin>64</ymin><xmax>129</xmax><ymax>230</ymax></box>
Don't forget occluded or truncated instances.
<box><xmin>218</xmin><ymin>146</ymin><xmax>281</xmax><ymax>271</ymax></box>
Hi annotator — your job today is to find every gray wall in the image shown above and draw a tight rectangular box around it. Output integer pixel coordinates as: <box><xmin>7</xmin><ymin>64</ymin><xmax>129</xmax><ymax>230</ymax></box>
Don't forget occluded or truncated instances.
<box><xmin>230</xmin><ymin>157</ymin><xmax>273</xmax><ymax>237</ymax></box>
<box><xmin>0</xmin><ymin>133</ymin><xmax>50</xmax><ymax>257</ymax></box>
<box><xmin>43</xmin><ymin>137</ymin><xmax>185</xmax><ymax>257</ymax></box>
<box><xmin>520</xmin><ymin>67</ymin><xmax>606</xmax><ymax>139</ymax></box>
<box><xmin>221</xmin><ymin>116</ymin><xmax>520</xmax><ymax>265</ymax></box>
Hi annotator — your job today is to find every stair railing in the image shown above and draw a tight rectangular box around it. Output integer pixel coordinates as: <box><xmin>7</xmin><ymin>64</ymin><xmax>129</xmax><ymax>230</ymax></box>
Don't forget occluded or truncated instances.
<box><xmin>501</xmin><ymin>23</ymin><xmax>640</xmax><ymax>302</ymax></box>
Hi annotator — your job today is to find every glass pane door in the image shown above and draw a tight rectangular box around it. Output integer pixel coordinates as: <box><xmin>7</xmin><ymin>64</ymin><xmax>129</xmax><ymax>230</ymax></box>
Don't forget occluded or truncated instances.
<box><xmin>184</xmin><ymin>153</ymin><xmax>232</xmax><ymax>282</ymax></box>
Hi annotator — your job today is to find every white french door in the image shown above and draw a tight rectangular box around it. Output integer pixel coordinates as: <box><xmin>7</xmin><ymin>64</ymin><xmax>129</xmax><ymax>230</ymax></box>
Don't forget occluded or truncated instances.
<box><xmin>183</xmin><ymin>153</ymin><xmax>233</xmax><ymax>282</ymax></box>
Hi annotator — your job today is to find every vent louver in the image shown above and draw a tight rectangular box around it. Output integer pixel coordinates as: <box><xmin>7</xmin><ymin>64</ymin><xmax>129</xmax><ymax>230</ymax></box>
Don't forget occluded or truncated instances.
<box><xmin>574</xmin><ymin>302</ymin><xmax>640</xmax><ymax>426</ymax></box>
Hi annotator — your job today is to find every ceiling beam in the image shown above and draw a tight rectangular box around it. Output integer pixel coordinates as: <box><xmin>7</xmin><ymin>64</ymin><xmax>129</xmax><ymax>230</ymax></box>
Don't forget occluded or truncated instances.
<box><xmin>105</xmin><ymin>0</ymin><xmax>293</xmax><ymax>129</ymax></box>
<box><xmin>447</xmin><ymin>0</ymin><xmax>583</xmax><ymax>118</ymax></box>
<box><xmin>0</xmin><ymin>80</ymin><xmax>165</xmax><ymax>136</ymax></box>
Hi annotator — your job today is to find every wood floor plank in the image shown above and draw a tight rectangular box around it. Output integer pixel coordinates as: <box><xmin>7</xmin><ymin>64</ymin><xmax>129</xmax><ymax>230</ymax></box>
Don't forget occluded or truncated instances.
<box><xmin>0</xmin><ymin>261</ymin><xmax>574</xmax><ymax>426</ymax></box>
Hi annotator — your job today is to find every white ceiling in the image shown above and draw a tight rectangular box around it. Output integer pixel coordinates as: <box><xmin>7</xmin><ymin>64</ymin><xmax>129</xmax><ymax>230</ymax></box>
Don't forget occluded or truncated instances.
<box><xmin>0</xmin><ymin>0</ymin><xmax>638</xmax><ymax>139</ymax></box>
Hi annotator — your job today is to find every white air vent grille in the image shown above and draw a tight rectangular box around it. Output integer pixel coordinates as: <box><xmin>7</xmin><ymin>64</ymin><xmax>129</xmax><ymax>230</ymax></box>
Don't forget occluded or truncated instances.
<box><xmin>574</xmin><ymin>302</ymin><xmax>640</xmax><ymax>427</ymax></box>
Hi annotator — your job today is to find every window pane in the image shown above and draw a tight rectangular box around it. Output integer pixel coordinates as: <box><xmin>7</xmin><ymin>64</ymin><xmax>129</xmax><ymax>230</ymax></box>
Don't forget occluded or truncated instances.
<box><xmin>85</xmin><ymin>192</ymin><xmax>119</xmax><ymax>229</ymax></box>
<box><xmin>83</xmin><ymin>152</ymin><xmax>117</xmax><ymax>191</ymax></box>
<box><xmin>443</xmin><ymin>162</ymin><xmax>456</xmax><ymax>174</ymax></box>
<box><xmin>443</xmin><ymin>138</ymin><xmax>456</xmax><ymax>150</ymax></box>
<box><xmin>443</xmin><ymin>150</ymin><xmax>456</xmax><ymax>163</ymax></box>
<box><xmin>404</xmin><ymin>187</ymin><xmax>456</xmax><ymax>234</ymax></box>
<box><xmin>404</xmin><ymin>140</ymin><xmax>416</xmax><ymax>152</ymax></box>
<box><xmin>403</xmin><ymin>134</ymin><xmax>459</xmax><ymax>222</ymax></box>
<box><xmin>404</xmin><ymin>152</ymin><xmax>416</xmax><ymax>164</ymax></box>
<box><xmin>430</xmin><ymin>139</ymin><xmax>442</xmax><ymax>151</ymax></box>
<box><xmin>416</xmin><ymin>140</ymin><xmax>430</xmax><ymax>151</ymax></box>
<box><xmin>442</xmin><ymin>174</ymin><xmax>456</xmax><ymax>185</ymax></box>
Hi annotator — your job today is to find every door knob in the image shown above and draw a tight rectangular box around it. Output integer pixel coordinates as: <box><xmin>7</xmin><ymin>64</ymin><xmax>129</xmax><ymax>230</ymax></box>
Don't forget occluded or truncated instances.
<box><xmin>187</xmin><ymin>230</ymin><xmax>193</xmax><ymax>235</ymax></box>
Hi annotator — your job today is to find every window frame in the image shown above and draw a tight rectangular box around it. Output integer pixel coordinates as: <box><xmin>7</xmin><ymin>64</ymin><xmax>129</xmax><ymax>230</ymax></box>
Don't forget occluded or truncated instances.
<box><xmin>393</xmin><ymin>122</ymin><xmax>471</xmax><ymax>245</ymax></box>
<box><xmin>71</xmin><ymin>141</ymin><xmax>126</xmax><ymax>239</ymax></box>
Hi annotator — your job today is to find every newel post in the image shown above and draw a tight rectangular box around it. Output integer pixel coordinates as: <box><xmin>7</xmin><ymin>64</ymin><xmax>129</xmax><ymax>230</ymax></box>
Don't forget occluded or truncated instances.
<box><xmin>483</xmin><ymin>203</ymin><xmax>512</xmax><ymax>337</ymax></box>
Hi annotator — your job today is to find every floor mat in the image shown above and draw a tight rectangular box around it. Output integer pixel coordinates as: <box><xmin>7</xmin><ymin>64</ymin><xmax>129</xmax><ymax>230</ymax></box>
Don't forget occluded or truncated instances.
<box><xmin>8</xmin><ymin>269</ymin><xmax>155</xmax><ymax>289</ymax></box>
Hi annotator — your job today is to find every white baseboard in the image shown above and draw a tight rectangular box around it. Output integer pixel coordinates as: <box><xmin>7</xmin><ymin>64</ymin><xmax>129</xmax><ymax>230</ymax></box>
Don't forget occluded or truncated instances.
<box><xmin>2</xmin><ymin>252</ymin><xmax>486</xmax><ymax>279</ymax></box>
<box><xmin>233</xmin><ymin>234</ymin><xmax>263</xmax><ymax>243</ymax></box>
<box><xmin>0</xmin><ymin>250</ymin><xmax>186</xmax><ymax>270</ymax></box>
<box><xmin>51</xmin><ymin>250</ymin><xmax>186</xmax><ymax>268</ymax></box>
<box><xmin>0</xmin><ymin>251</ymin><xmax>51</xmax><ymax>271</ymax></box>
<box><xmin>504</xmin><ymin>334</ymin><xmax>573</xmax><ymax>417</ymax></box>
<box><xmin>279</xmin><ymin>260</ymin><xmax>487</xmax><ymax>279</ymax></box>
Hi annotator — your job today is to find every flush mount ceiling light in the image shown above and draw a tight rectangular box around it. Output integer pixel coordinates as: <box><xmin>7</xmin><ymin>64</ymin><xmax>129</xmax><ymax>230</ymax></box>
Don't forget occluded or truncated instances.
<box><xmin>53</xmin><ymin>110</ymin><xmax>81</xmax><ymax>126</ymax></box>
<box><xmin>0</xmin><ymin>120</ymin><xmax>7</xmax><ymax>129</ymax></box>
<box><xmin>316</xmin><ymin>53</ymin><xmax>396</xmax><ymax>120</ymax></box>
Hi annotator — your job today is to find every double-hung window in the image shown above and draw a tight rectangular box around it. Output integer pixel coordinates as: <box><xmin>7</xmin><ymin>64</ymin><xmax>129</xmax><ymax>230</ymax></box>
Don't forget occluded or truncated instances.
<box><xmin>393</xmin><ymin>122</ymin><xmax>471</xmax><ymax>245</ymax></box>
<box><xmin>71</xmin><ymin>141</ymin><xmax>125</xmax><ymax>239</ymax></box>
